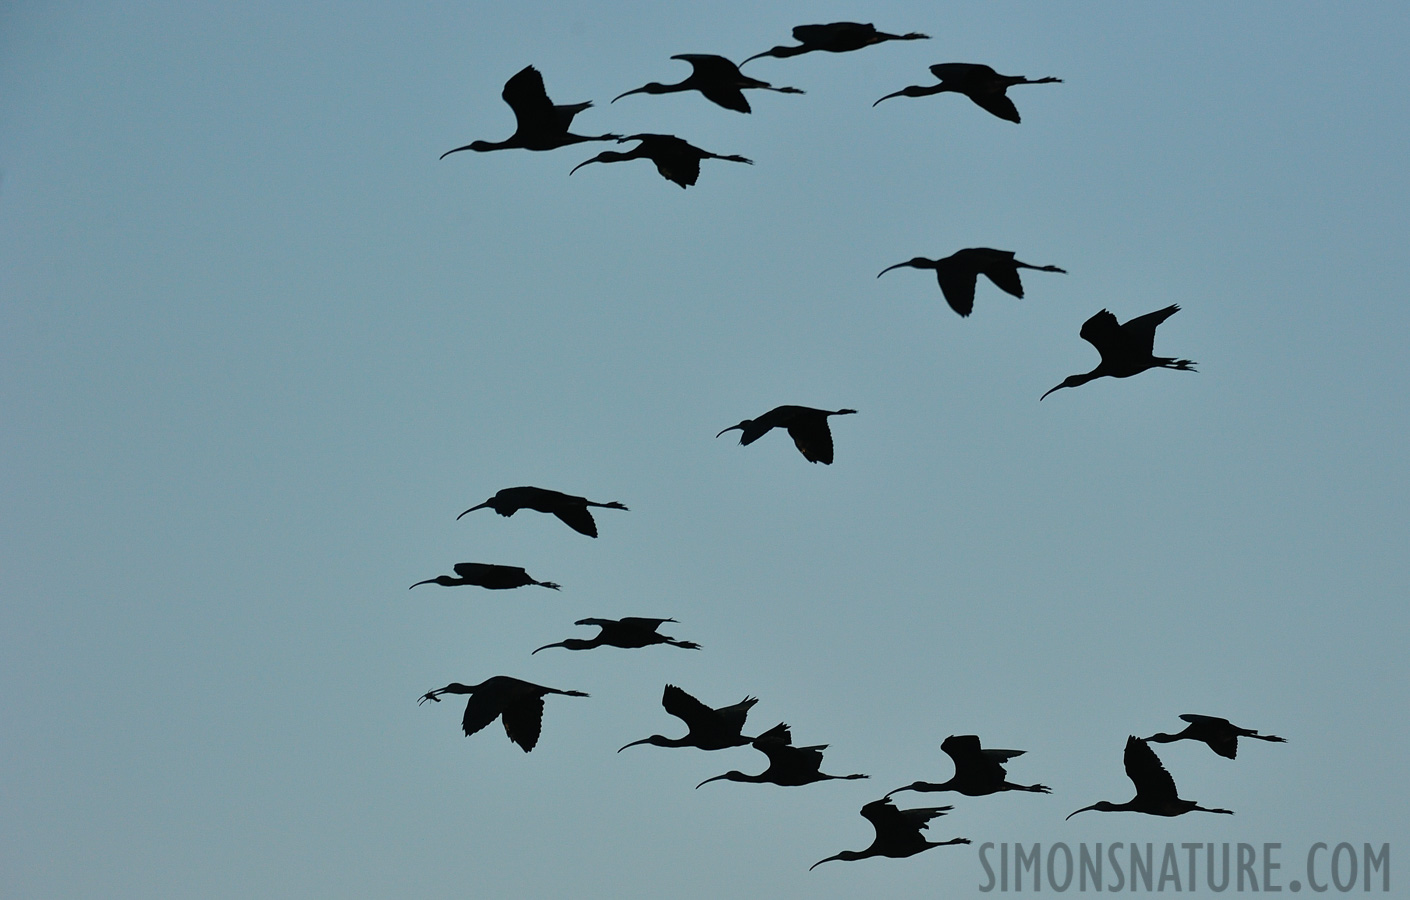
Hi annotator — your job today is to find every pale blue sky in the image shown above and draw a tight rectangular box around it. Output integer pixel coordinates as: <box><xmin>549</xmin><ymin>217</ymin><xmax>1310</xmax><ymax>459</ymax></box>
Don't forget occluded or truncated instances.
<box><xmin>3</xmin><ymin>2</ymin><xmax>1407</xmax><ymax>897</ymax></box>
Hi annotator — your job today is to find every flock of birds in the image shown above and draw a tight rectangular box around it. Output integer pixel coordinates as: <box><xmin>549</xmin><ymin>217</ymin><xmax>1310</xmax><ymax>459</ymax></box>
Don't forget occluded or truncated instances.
<box><xmin>420</xmin><ymin>21</ymin><xmax>1277</xmax><ymax>873</ymax></box>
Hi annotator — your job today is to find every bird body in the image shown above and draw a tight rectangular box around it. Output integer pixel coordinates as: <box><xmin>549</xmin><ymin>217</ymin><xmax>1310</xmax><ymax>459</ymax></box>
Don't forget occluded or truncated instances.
<box><xmin>1067</xmin><ymin>736</ymin><xmax>1234</xmax><ymax>819</ymax></box>
<box><xmin>874</xmin><ymin>62</ymin><xmax>1061</xmax><ymax>122</ymax></box>
<box><xmin>697</xmin><ymin>723</ymin><xmax>868</xmax><ymax>788</ymax></box>
<box><xmin>1145</xmin><ymin>714</ymin><xmax>1287</xmax><ymax>759</ymax></box>
<box><xmin>613</xmin><ymin>54</ymin><xmax>803</xmax><ymax>113</ymax></box>
<box><xmin>716</xmin><ymin>405</ymin><xmax>856</xmax><ymax>465</ymax></box>
<box><xmin>457</xmin><ymin>485</ymin><xmax>627</xmax><ymax>537</ymax></box>
<box><xmin>619</xmin><ymin>685</ymin><xmax>757</xmax><ymax>752</ymax></box>
<box><xmin>418</xmin><ymin>675</ymin><xmax>588</xmax><ymax>752</ymax></box>
<box><xmin>1041</xmin><ymin>304</ymin><xmax>1197</xmax><ymax>399</ymax></box>
<box><xmin>878</xmin><ymin>247</ymin><xmax>1066</xmax><ymax>317</ymax></box>
<box><xmin>441</xmin><ymin>65</ymin><xmax>620</xmax><ymax>158</ymax></box>
<box><xmin>533</xmin><ymin>617</ymin><xmax>701</xmax><ymax>654</ymax></box>
<box><xmin>742</xmin><ymin>22</ymin><xmax>929</xmax><ymax>63</ymax></box>
<box><xmin>571</xmin><ymin>133</ymin><xmax>752</xmax><ymax>188</ymax></box>
<box><xmin>811</xmin><ymin>798</ymin><xmax>970</xmax><ymax>870</ymax></box>
<box><xmin>887</xmin><ymin>734</ymin><xmax>1051</xmax><ymax>798</ymax></box>
<box><xmin>409</xmin><ymin>562</ymin><xmax>560</xmax><ymax>591</ymax></box>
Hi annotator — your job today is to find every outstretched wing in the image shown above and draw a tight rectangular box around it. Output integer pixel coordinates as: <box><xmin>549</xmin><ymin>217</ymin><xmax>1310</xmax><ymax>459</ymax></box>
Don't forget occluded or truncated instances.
<box><xmin>1121</xmin><ymin>304</ymin><xmax>1181</xmax><ymax>356</ymax></box>
<box><xmin>979</xmin><ymin>253</ymin><xmax>1026</xmax><ymax>298</ymax></box>
<box><xmin>1078</xmin><ymin>309</ymin><xmax>1123</xmax><ymax>359</ymax></box>
<box><xmin>1124</xmin><ymin>736</ymin><xmax>1179</xmax><ymax>805</ymax></box>
<box><xmin>501</xmin><ymin>66</ymin><xmax>556</xmax><ymax>129</ymax></box>
<box><xmin>786</xmin><ymin>417</ymin><xmax>835</xmax><ymax>464</ymax></box>
<box><xmin>967</xmin><ymin>89</ymin><xmax>1021</xmax><ymax>123</ymax></box>
<box><xmin>459</xmin><ymin>691</ymin><xmax>505</xmax><ymax>739</ymax></box>
<box><xmin>934</xmin><ymin>261</ymin><xmax>980</xmax><ymax>316</ymax></box>
<box><xmin>551</xmin><ymin>505</ymin><xmax>599</xmax><ymax>537</ymax></box>
<box><xmin>500</xmin><ymin>695</ymin><xmax>545</xmax><ymax>752</ymax></box>
<box><xmin>662</xmin><ymin>684</ymin><xmax>716</xmax><ymax>729</ymax></box>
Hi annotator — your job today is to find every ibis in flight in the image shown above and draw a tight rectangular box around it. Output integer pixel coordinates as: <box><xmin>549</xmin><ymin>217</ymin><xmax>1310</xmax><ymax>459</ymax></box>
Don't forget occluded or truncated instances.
<box><xmin>811</xmin><ymin>799</ymin><xmax>971</xmax><ymax>870</ymax></box>
<box><xmin>613</xmin><ymin>54</ymin><xmax>804</xmax><ymax>113</ymax></box>
<box><xmin>1067</xmin><ymin>736</ymin><xmax>1234</xmax><ymax>820</ymax></box>
<box><xmin>716</xmin><ymin>405</ymin><xmax>857</xmax><ymax>465</ymax></box>
<box><xmin>886</xmin><ymin>734</ymin><xmax>1051</xmax><ymax>798</ymax></box>
<box><xmin>440</xmin><ymin>65</ymin><xmax>620</xmax><ymax>158</ymax></box>
<box><xmin>571</xmin><ymin>133</ymin><xmax>752</xmax><ymax>188</ymax></box>
<box><xmin>696</xmin><ymin>723</ymin><xmax>869</xmax><ymax>788</ymax></box>
<box><xmin>532</xmin><ymin>617</ymin><xmax>701</xmax><ymax>654</ymax></box>
<box><xmin>1144</xmin><ymin>714</ymin><xmax>1287</xmax><ymax>759</ymax></box>
<box><xmin>878</xmin><ymin>247</ymin><xmax>1066</xmax><ymax>317</ymax></box>
<box><xmin>875</xmin><ymin>62</ymin><xmax>1061</xmax><ymax>122</ymax></box>
<box><xmin>741</xmin><ymin>22</ymin><xmax>929</xmax><ymax>64</ymax></box>
<box><xmin>458</xmin><ymin>485</ymin><xmax>627</xmax><ymax>538</ymax></box>
<box><xmin>409</xmin><ymin>562</ymin><xmax>560</xmax><ymax>591</ymax></box>
<box><xmin>619</xmin><ymin>685</ymin><xmax>758</xmax><ymax>752</ymax></box>
<box><xmin>1041</xmin><ymin>304</ymin><xmax>1197</xmax><ymax>400</ymax></box>
<box><xmin>417</xmin><ymin>675</ymin><xmax>587</xmax><ymax>752</ymax></box>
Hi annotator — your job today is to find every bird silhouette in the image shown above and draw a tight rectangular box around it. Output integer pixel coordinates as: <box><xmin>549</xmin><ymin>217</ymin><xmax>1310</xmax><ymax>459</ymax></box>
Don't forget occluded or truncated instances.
<box><xmin>878</xmin><ymin>247</ymin><xmax>1066</xmax><ymax>317</ymax></box>
<box><xmin>570</xmin><ymin>134</ymin><xmax>752</xmax><ymax>188</ymax></box>
<box><xmin>618</xmin><ymin>684</ymin><xmax>757</xmax><ymax>752</ymax></box>
<box><xmin>532</xmin><ymin>617</ymin><xmax>701</xmax><ymax>654</ymax></box>
<box><xmin>1067</xmin><ymin>736</ymin><xmax>1234</xmax><ymax>819</ymax></box>
<box><xmin>741</xmin><ymin>22</ymin><xmax>929</xmax><ymax>64</ymax></box>
<box><xmin>886</xmin><ymin>734</ymin><xmax>1051</xmax><ymax>798</ymax></box>
<box><xmin>716</xmin><ymin>405</ymin><xmax>857</xmax><ymax>465</ymax></box>
<box><xmin>417</xmin><ymin>675</ymin><xmax>588</xmax><ymax>752</ymax></box>
<box><xmin>810</xmin><ymin>798</ymin><xmax>971</xmax><ymax>870</ymax></box>
<box><xmin>613</xmin><ymin>54</ymin><xmax>804</xmax><ymax>113</ymax></box>
<box><xmin>874</xmin><ymin>62</ymin><xmax>1061</xmax><ymax>122</ymax></box>
<box><xmin>1041</xmin><ymin>304</ymin><xmax>1197</xmax><ymax>400</ymax></box>
<box><xmin>696</xmin><ymin>723</ymin><xmax>869</xmax><ymax>788</ymax></box>
<box><xmin>409</xmin><ymin>562</ymin><xmax>560</xmax><ymax>591</ymax></box>
<box><xmin>457</xmin><ymin>485</ymin><xmax>627</xmax><ymax>538</ymax></box>
<box><xmin>440</xmin><ymin>65</ymin><xmax>620</xmax><ymax>158</ymax></box>
<box><xmin>1144</xmin><ymin>714</ymin><xmax>1287</xmax><ymax>760</ymax></box>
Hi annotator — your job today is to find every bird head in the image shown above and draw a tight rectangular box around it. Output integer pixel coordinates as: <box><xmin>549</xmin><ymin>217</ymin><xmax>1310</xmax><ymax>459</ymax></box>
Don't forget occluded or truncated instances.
<box><xmin>456</xmin><ymin>499</ymin><xmax>493</xmax><ymax>520</ymax></box>
<box><xmin>531</xmin><ymin>639</ymin><xmax>594</xmax><ymax>654</ymax></box>
<box><xmin>877</xmin><ymin>258</ymin><xmax>934</xmax><ymax>278</ymax></box>
<box><xmin>1040</xmin><ymin>373</ymin><xmax>1095</xmax><ymax>401</ymax></box>
<box><xmin>617</xmin><ymin>734</ymin><xmax>670</xmax><ymax>753</ymax></box>
<box><xmin>810</xmin><ymin>850</ymin><xmax>867</xmax><ymax>870</ymax></box>
<box><xmin>570</xmin><ymin>151</ymin><xmax>633</xmax><ymax>175</ymax></box>
<box><xmin>715</xmin><ymin>420</ymin><xmax>750</xmax><ymax>439</ymax></box>
<box><xmin>612</xmin><ymin>83</ymin><xmax>668</xmax><ymax>103</ymax></box>
<box><xmin>409</xmin><ymin>576</ymin><xmax>453</xmax><ymax>589</ymax></box>
<box><xmin>696</xmin><ymin>771</ymin><xmax>749</xmax><ymax>789</ymax></box>
<box><xmin>1066</xmin><ymin>801</ymin><xmax>1119</xmax><ymax>820</ymax></box>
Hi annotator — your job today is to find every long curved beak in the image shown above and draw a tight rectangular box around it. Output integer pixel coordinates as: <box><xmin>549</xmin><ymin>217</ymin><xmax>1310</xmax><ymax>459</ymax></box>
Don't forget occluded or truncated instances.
<box><xmin>456</xmin><ymin>501</ymin><xmax>490</xmax><ymax>520</ymax></box>
<box><xmin>409</xmin><ymin>578</ymin><xmax>436</xmax><ymax>589</ymax></box>
<box><xmin>439</xmin><ymin>144</ymin><xmax>475</xmax><ymax>160</ymax></box>
<box><xmin>809</xmin><ymin>854</ymin><xmax>843</xmax><ymax>871</ymax></box>
<box><xmin>1066</xmin><ymin>804</ymin><xmax>1099</xmax><ymax>820</ymax></box>
<box><xmin>877</xmin><ymin>262</ymin><xmax>911</xmax><ymax>278</ymax></box>
<box><xmin>611</xmin><ymin>86</ymin><xmax>646</xmax><ymax>104</ymax></box>
<box><xmin>873</xmin><ymin>89</ymin><xmax>906</xmax><ymax>107</ymax></box>
<box><xmin>530</xmin><ymin>642</ymin><xmax>565</xmax><ymax>655</ymax></box>
<box><xmin>569</xmin><ymin>158</ymin><xmax>597</xmax><ymax>176</ymax></box>
<box><xmin>1039</xmin><ymin>383</ymin><xmax>1065</xmax><ymax>401</ymax></box>
<box><xmin>715</xmin><ymin>424</ymin><xmax>742</xmax><ymax>439</ymax></box>
<box><xmin>617</xmin><ymin>737</ymin><xmax>649</xmax><ymax>753</ymax></box>
<box><xmin>739</xmin><ymin>51</ymin><xmax>769</xmax><ymax>65</ymax></box>
<box><xmin>695</xmin><ymin>773</ymin><xmax>728</xmax><ymax>789</ymax></box>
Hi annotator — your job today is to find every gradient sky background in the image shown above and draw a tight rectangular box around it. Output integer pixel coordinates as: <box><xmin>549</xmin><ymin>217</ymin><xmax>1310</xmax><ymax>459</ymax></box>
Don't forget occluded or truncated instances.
<box><xmin>3</xmin><ymin>2</ymin><xmax>1407</xmax><ymax>897</ymax></box>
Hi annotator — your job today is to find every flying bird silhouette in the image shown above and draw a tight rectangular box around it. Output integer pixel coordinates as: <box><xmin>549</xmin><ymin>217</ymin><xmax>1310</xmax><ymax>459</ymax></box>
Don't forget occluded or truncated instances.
<box><xmin>1041</xmin><ymin>304</ymin><xmax>1197</xmax><ymax>400</ymax></box>
<box><xmin>696</xmin><ymin>723</ymin><xmax>869</xmax><ymax>788</ymax></box>
<box><xmin>1145</xmin><ymin>714</ymin><xmax>1287</xmax><ymax>759</ymax></box>
<box><xmin>613</xmin><ymin>54</ymin><xmax>804</xmax><ymax>113</ymax></box>
<box><xmin>878</xmin><ymin>247</ymin><xmax>1066</xmax><ymax>317</ymax></box>
<box><xmin>440</xmin><ymin>65</ymin><xmax>620</xmax><ymax>158</ymax></box>
<box><xmin>533</xmin><ymin>617</ymin><xmax>701</xmax><ymax>654</ymax></box>
<box><xmin>811</xmin><ymin>798</ymin><xmax>971</xmax><ymax>870</ymax></box>
<box><xmin>886</xmin><ymin>734</ymin><xmax>1051</xmax><ymax>798</ymax></box>
<box><xmin>409</xmin><ymin>562</ymin><xmax>560</xmax><ymax>591</ymax></box>
<box><xmin>418</xmin><ymin>675</ymin><xmax>588</xmax><ymax>752</ymax></box>
<box><xmin>457</xmin><ymin>485</ymin><xmax>627</xmax><ymax>538</ymax></box>
<box><xmin>619</xmin><ymin>685</ymin><xmax>757</xmax><ymax>752</ymax></box>
<box><xmin>874</xmin><ymin>62</ymin><xmax>1061</xmax><ymax>122</ymax></box>
<box><xmin>741</xmin><ymin>22</ymin><xmax>929</xmax><ymax>64</ymax></box>
<box><xmin>1067</xmin><ymin>736</ymin><xmax>1234</xmax><ymax>819</ymax></box>
<box><xmin>571</xmin><ymin>133</ymin><xmax>752</xmax><ymax>188</ymax></box>
<box><xmin>716</xmin><ymin>405</ymin><xmax>857</xmax><ymax>465</ymax></box>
